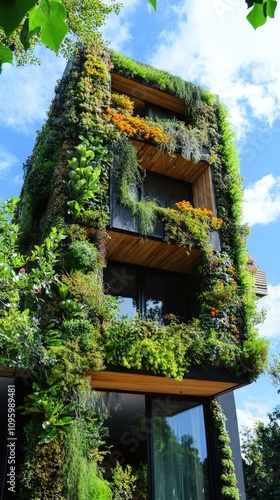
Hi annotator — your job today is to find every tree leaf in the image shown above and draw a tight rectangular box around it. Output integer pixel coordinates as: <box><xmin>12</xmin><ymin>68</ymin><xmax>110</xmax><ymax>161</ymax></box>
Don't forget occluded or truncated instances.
<box><xmin>20</xmin><ymin>17</ymin><xmax>40</xmax><ymax>50</ymax></box>
<box><xmin>29</xmin><ymin>0</ymin><xmax>68</xmax><ymax>53</ymax></box>
<box><xmin>0</xmin><ymin>45</ymin><xmax>13</xmax><ymax>73</ymax></box>
<box><xmin>246</xmin><ymin>2</ymin><xmax>267</xmax><ymax>28</ymax></box>
<box><xmin>266</xmin><ymin>0</ymin><xmax>277</xmax><ymax>17</ymax></box>
<box><xmin>147</xmin><ymin>0</ymin><xmax>157</xmax><ymax>10</ymax></box>
<box><xmin>0</xmin><ymin>0</ymin><xmax>36</xmax><ymax>36</ymax></box>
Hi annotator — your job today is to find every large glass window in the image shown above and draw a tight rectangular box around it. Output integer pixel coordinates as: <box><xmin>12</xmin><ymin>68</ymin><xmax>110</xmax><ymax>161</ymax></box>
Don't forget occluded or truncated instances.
<box><xmin>100</xmin><ymin>392</ymin><xmax>210</xmax><ymax>500</ymax></box>
<box><xmin>152</xmin><ymin>397</ymin><xmax>209</xmax><ymax>500</ymax></box>
<box><xmin>104</xmin><ymin>263</ymin><xmax>188</xmax><ymax>322</ymax></box>
<box><xmin>110</xmin><ymin>169</ymin><xmax>192</xmax><ymax>238</ymax></box>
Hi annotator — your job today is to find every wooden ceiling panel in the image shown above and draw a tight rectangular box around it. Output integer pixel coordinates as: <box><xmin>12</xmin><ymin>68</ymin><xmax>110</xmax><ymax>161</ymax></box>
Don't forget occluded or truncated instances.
<box><xmin>88</xmin><ymin>370</ymin><xmax>243</xmax><ymax>397</ymax></box>
<box><xmin>111</xmin><ymin>73</ymin><xmax>186</xmax><ymax>115</ymax></box>
<box><xmin>131</xmin><ymin>140</ymin><xmax>208</xmax><ymax>183</ymax></box>
<box><xmin>106</xmin><ymin>230</ymin><xmax>202</xmax><ymax>274</ymax></box>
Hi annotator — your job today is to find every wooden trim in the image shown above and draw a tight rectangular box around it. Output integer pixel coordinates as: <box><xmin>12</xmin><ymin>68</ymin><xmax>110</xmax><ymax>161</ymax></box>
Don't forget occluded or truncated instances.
<box><xmin>0</xmin><ymin>367</ymin><xmax>28</xmax><ymax>378</ymax></box>
<box><xmin>88</xmin><ymin>370</ymin><xmax>243</xmax><ymax>397</ymax></box>
<box><xmin>193</xmin><ymin>166</ymin><xmax>216</xmax><ymax>213</ymax></box>
<box><xmin>111</xmin><ymin>73</ymin><xmax>186</xmax><ymax>115</ymax></box>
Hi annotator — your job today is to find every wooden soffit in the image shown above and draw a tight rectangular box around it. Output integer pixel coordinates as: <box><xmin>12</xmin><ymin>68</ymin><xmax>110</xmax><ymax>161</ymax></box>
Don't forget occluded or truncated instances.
<box><xmin>106</xmin><ymin>230</ymin><xmax>202</xmax><ymax>274</ymax></box>
<box><xmin>111</xmin><ymin>73</ymin><xmax>186</xmax><ymax>115</ymax></box>
<box><xmin>88</xmin><ymin>370</ymin><xmax>245</xmax><ymax>398</ymax></box>
<box><xmin>131</xmin><ymin>140</ymin><xmax>208</xmax><ymax>183</ymax></box>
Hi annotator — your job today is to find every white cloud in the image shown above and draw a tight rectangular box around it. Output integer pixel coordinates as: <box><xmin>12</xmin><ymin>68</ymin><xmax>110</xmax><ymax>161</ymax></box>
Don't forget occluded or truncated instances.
<box><xmin>243</xmin><ymin>174</ymin><xmax>280</xmax><ymax>226</ymax></box>
<box><xmin>236</xmin><ymin>400</ymin><xmax>270</xmax><ymax>434</ymax></box>
<box><xmin>0</xmin><ymin>49</ymin><xmax>65</xmax><ymax>134</ymax></box>
<box><xmin>147</xmin><ymin>0</ymin><xmax>280</xmax><ymax>137</ymax></box>
<box><xmin>257</xmin><ymin>284</ymin><xmax>280</xmax><ymax>339</ymax></box>
<box><xmin>102</xmin><ymin>0</ymin><xmax>141</xmax><ymax>53</ymax></box>
<box><xmin>0</xmin><ymin>147</ymin><xmax>18</xmax><ymax>178</ymax></box>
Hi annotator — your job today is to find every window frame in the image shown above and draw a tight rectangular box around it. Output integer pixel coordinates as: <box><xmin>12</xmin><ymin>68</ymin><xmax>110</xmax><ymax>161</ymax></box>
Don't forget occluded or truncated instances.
<box><xmin>104</xmin><ymin>261</ymin><xmax>190</xmax><ymax>322</ymax></box>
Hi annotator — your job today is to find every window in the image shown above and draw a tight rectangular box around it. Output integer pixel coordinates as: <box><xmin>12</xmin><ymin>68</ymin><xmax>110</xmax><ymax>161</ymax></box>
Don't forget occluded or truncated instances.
<box><xmin>110</xmin><ymin>169</ymin><xmax>192</xmax><ymax>238</ymax></box>
<box><xmin>101</xmin><ymin>392</ymin><xmax>210</xmax><ymax>500</ymax></box>
<box><xmin>104</xmin><ymin>262</ymin><xmax>189</xmax><ymax>322</ymax></box>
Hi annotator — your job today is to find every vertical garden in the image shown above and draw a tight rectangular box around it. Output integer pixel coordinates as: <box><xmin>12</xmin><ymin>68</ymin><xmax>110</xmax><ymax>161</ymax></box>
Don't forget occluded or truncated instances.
<box><xmin>0</xmin><ymin>43</ymin><xmax>268</xmax><ymax>498</ymax></box>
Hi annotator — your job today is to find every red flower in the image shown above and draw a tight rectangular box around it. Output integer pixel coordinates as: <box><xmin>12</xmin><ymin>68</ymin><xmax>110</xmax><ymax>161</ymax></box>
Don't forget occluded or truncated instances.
<box><xmin>19</xmin><ymin>268</ymin><xmax>25</xmax><ymax>274</ymax></box>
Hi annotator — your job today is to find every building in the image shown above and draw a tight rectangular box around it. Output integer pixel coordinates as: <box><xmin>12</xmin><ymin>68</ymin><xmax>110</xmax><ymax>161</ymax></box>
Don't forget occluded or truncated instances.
<box><xmin>0</xmin><ymin>45</ymin><xmax>268</xmax><ymax>499</ymax></box>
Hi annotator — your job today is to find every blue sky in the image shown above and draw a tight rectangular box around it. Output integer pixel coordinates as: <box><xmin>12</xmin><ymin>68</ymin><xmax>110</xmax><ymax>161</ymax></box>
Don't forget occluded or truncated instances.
<box><xmin>1</xmin><ymin>0</ymin><xmax>280</xmax><ymax>436</ymax></box>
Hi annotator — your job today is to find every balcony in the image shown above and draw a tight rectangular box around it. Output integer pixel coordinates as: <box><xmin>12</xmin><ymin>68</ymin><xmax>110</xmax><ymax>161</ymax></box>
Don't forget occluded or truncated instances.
<box><xmin>255</xmin><ymin>270</ymin><xmax>268</xmax><ymax>297</ymax></box>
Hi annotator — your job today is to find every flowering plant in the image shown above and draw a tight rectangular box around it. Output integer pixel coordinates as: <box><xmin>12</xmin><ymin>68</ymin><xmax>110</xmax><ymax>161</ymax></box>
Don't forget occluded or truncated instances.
<box><xmin>162</xmin><ymin>200</ymin><xmax>222</xmax><ymax>252</ymax></box>
<box><xmin>105</xmin><ymin>107</ymin><xmax>170</xmax><ymax>145</ymax></box>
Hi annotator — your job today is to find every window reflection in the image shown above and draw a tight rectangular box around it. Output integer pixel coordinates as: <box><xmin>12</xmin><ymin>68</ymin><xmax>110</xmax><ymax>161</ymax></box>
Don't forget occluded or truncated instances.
<box><xmin>101</xmin><ymin>392</ymin><xmax>209</xmax><ymax>500</ymax></box>
<box><xmin>104</xmin><ymin>263</ymin><xmax>188</xmax><ymax>323</ymax></box>
<box><xmin>152</xmin><ymin>398</ymin><xmax>209</xmax><ymax>500</ymax></box>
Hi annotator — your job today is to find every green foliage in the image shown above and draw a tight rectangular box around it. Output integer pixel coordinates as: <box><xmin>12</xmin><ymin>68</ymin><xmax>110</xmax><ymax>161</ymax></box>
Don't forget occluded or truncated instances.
<box><xmin>111</xmin><ymin>462</ymin><xmax>136</xmax><ymax>500</ymax></box>
<box><xmin>111</xmin><ymin>51</ymin><xmax>210</xmax><ymax>117</ymax></box>
<box><xmin>63</xmin><ymin>420</ymin><xmax>112</xmax><ymax>500</ymax></box>
<box><xmin>211</xmin><ymin>400</ymin><xmax>240</xmax><ymax>500</ymax></box>
<box><xmin>20</xmin><ymin>383</ymin><xmax>73</xmax><ymax>444</ymax></box>
<box><xmin>62</xmin><ymin>318</ymin><xmax>100</xmax><ymax>352</ymax></box>
<box><xmin>246</xmin><ymin>0</ymin><xmax>277</xmax><ymax>28</ymax></box>
<box><xmin>64</xmin><ymin>240</ymin><xmax>99</xmax><ymax>271</ymax></box>
<box><xmin>67</xmin><ymin>135</ymin><xmax>111</xmax><ymax>223</ymax></box>
<box><xmin>20</xmin><ymin>421</ymin><xmax>65</xmax><ymax>499</ymax></box>
<box><xmin>242</xmin><ymin>406</ymin><xmax>280</xmax><ymax>499</ymax></box>
<box><xmin>0</xmin><ymin>0</ymin><xmax>121</xmax><ymax>68</ymax></box>
<box><xmin>160</xmin><ymin>118</ymin><xmax>209</xmax><ymax>161</ymax></box>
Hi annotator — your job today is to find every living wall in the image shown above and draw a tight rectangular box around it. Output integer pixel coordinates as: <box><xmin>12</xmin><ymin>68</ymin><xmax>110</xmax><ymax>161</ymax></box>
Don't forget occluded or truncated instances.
<box><xmin>0</xmin><ymin>44</ymin><xmax>268</xmax><ymax>498</ymax></box>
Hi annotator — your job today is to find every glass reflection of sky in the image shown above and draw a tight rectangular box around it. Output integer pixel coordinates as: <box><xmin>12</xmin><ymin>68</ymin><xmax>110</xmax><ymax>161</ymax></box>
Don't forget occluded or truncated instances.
<box><xmin>118</xmin><ymin>297</ymin><xmax>137</xmax><ymax>319</ymax></box>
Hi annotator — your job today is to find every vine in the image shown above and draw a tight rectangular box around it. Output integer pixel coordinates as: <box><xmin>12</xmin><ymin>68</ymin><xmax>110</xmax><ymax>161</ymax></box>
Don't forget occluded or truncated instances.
<box><xmin>211</xmin><ymin>400</ymin><xmax>240</xmax><ymax>500</ymax></box>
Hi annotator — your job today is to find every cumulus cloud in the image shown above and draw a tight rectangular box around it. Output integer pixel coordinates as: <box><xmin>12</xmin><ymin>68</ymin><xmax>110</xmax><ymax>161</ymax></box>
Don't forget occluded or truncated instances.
<box><xmin>148</xmin><ymin>0</ymin><xmax>280</xmax><ymax>137</ymax></box>
<box><xmin>236</xmin><ymin>401</ymin><xmax>270</xmax><ymax>440</ymax></box>
<box><xmin>0</xmin><ymin>147</ymin><xmax>18</xmax><ymax>178</ymax></box>
<box><xmin>237</xmin><ymin>400</ymin><xmax>270</xmax><ymax>431</ymax></box>
<box><xmin>102</xmin><ymin>0</ymin><xmax>141</xmax><ymax>52</ymax></box>
<box><xmin>257</xmin><ymin>284</ymin><xmax>280</xmax><ymax>339</ymax></box>
<box><xmin>243</xmin><ymin>174</ymin><xmax>280</xmax><ymax>226</ymax></box>
<box><xmin>0</xmin><ymin>50</ymin><xmax>65</xmax><ymax>134</ymax></box>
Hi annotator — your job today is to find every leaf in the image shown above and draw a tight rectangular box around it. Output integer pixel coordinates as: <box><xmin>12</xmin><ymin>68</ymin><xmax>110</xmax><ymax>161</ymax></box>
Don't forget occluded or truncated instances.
<box><xmin>29</xmin><ymin>0</ymin><xmax>68</xmax><ymax>53</ymax></box>
<box><xmin>0</xmin><ymin>0</ymin><xmax>36</xmax><ymax>36</ymax></box>
<box><xmin>20</xmin><ymin>17</ymin><xmax>40</xmax><ymax>50</ymax></box>
<box><xmin>147</xmin><ymin>0</ymin><xmax>157</xmax><ymax>10</ymax></box>
<box><xmin>266</xmin><ymin>0</ymin><xmax>277</xmax><ymax>17</ymax></box>
<box><xmin>246</xmin><ymin>2</ymin><xmax>267</xmax><ymax>28</ymax></box>
<box><xmin>55</xmin><ymin>416</ymin><xmax>73</xmax><ymax>426</ymax></box>
<box><xmin>0</xmin><ymin>45</ymin><xmax>13</xmax><ymax>73</ymax></box>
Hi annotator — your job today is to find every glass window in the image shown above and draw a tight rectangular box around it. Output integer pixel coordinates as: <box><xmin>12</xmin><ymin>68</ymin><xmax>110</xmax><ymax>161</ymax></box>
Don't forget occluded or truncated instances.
<box><xmin>104</xmin><ymin>263</ymin><xmax>188</xmax><ymax>322</ymax></box>
<box><xmin>101</xmin><ymin>392</ymin><xmax>148</xmax><ymax>498</ymax></box>
<box><xmin>101</xmin><ymin>392</ymin><xmax>210</xmax><ymax>500</ymax></box>
<box><xmin>147</xmin><ymin>104</ymin><xmax>178</xmax><ymax>121</ymax></box>
<box><xmin>143</xmin><ymin>171</ymin><xmax>192</xmax><ymax>209</ymax></box>
<box><xmin>103</xmin><ymin>264</ymin><xmax>137</xmax><ymax>318</ymax></box>
<box><xmin>151</xmin><ymin>397</ymin><xmax>209</xmax><ymax>500</ymax></box>
<box><xmin>144</xmin><ymin>270</ymin><xmax>186</xmax><ymax>323</ymax></box>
